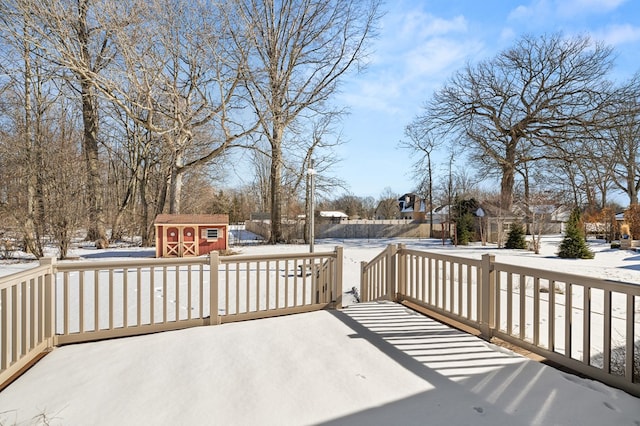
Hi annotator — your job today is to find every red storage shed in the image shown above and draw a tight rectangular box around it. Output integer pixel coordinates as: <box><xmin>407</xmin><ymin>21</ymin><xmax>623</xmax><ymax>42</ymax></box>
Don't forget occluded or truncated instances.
<box><xmin>154</xmin><ymin>214</ymin><xmax>229</xmax><ymax>258</ymax></box>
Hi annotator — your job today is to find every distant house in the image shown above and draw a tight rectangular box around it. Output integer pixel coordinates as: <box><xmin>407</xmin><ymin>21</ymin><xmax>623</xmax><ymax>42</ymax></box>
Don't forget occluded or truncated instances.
<box><xmin>374</xmin><ymin>198</ymin><xmax>400</xmax><ymax>220</ymax></box>
<box><xmin>477</xmin><ymin>201</ymin><xmax>570</xmax><ymax>243</ymax></box>
<box><xmin>398</xmin><ymin>193</ymin><xmax>426</xmax><ymax>221</ymax></box>
<box><xmin>319</xmin><ymin>211</ymin><xmax>348</xmax><ymax>223</ymax></box>
<box><xmin>154</xmin><ymin>214</ymin><xmax>229</xmax><ymax>258</ymax></box>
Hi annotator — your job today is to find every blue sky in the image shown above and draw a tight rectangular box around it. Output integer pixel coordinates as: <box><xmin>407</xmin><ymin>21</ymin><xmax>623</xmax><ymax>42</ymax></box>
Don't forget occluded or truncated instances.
<box><xmin>332</xmin><ymin>0</ymin><xmax>640</xmax><ymax>200</ymax></box>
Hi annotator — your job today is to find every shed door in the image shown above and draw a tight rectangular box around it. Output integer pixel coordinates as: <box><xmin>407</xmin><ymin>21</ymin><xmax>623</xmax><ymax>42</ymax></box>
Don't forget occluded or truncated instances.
<box><xmin>165</xmin><ymin>227</ymin><xmax>180</xmax><ymax>257</ymax></box>
<box><xmin>182</xmin><ymin>227</ymin><xmax>197</xmax><ymax>256</ymax></box>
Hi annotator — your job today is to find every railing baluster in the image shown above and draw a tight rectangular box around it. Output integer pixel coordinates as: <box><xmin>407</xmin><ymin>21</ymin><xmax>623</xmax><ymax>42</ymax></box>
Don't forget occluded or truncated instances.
<box><xmin>94</xmin><ymin>270</ymin><xmax>99</xmax><ymax>331</ymax></box>
<box><xmin>245</xmin><ymin>261</ymin><xmax>250</xmax><ymax>313</ymax></box>
<box><xmin>11</xmin><ymin>285</ymin><xmax>17</xmax><ymax>365</ymax></box>
<box><xmin>457</xmin><ymin>263</ymin><xmax>463</xmax><ymax>316</ymax></box>
<box><xmin>1</xmin><ymin>288</ymin><xmax>8</xmax><ymax>369</ymax></box>
<box><xmin>583</xmin><ymin>285</ymin><xmax>591</xmax><ymax>364</ymax></box>
<box><xmin>63</xmin><ymin>271</ymin><xmax>69</xmax><ymax>335</ymax></box>
<box><xmin>435</xmin><ymin>259</ymin><xmax>440</xmax><ymax>308</ymax></box>
<box><xmin>137</xmin><ymin>268</ymin><xmax>142</xmax><ymax>327</ymax></box>
<box><xmin>266</xmin><ymin>260</ymin><xmax>271</xmax><ymax>309</ymax></box>
<box><xmin>224</xmin><ymin>263</ymin><xmax>230</xmax><ymax>315</ymax></box>
<box><xmin>162</xmin><ymin>267</ymin><xmax>168</xmax><ymax>323</ymax></box>
<box><xmin>109</xmin><ymin>269</ymin><xmax>114</xmax><ymax>330</ymax></box>
<box><xmin>123</xmin><ymin>268</ymin><xmax>128</xmax><ymax>328</ymax></box>
<box><xmin>198</xmin><ymin>265</ymin><xmax>204</xmax><ymax>319</ymax></box>
<box><xmin>533</xmin><ymin>277</ymin><xmax>540</xmax><ymax>346</ymax></box>
<box><xmin>235</xmin><ymin>261</ymin><xmax>240</xmax><ymax>314</ymax></box>
<box><xmin>549</xmin><ymin>280</ymin><xmax>556</xmax><ymax>351</ymax></box>
<box><xmin>187</xmin><ymin>265</ymin><xmax>192</xmax><ymax>321</ymax></box>
<box><xmin>507</xmin><ymin>273</ymin><xmax>513</xmax><ymax>335</ymax></box>
<box><xmin>565</xmin><ymin>282</ymin><xmax>572</xmax><ymax>358</ymax></box>
<box><xmin>275</xmin><ymin>260</ymin><xmax>280</xmax><ymax>309</ymax></box>
<box><xmin>149</xmin><ymin>267</ymin><xmax>155</xmax><ymax>325</ymax></box>
<box><xmin>30</xmin><ymin>279</ymin><xmax>36</xmax><ymax>350</ymax></box>
<box><xmin>519</xmin><ymin>275</ymin><xmax>526</xmax><ymax>340</ymax></box>
<box><xmin>21</xmin><ymin>282</ymin><xmax>27</xmax><ymax>356</ymax></box>
<box><xmin>625</xmin><ymin>293</ymin><xmax>634</xmax><ymax>382</ymax></box>
<box><xmin>285</xmin><ymin>260</ymin><xmax>289</xmax><ymax>308</ymax></box>
<box><xmin>302</xmin><ymin>259</ymin><xmax>307</xmax><ymax>306</ymax></box>
<box><xmin>603</xmin><ymin>289</ymin><xmax>612</xmax><ymax>373</ymax></box>
<box><xmin>175</xmin><ymin>265</ymin><xmax>180</xmax><ymax>322</ymax></box>
<box><xmin>449</xmin><ymin>260</ymin><xmax>455</xmax><ymax>313</ymax></box>
<box><xmin>256</xmin><ymin>261</ymin><xmax>261</xmax><ymax>311</ymax></box>
<box><xmin>79</xmin><ymin>272</ymin><xmax>85</xmax><ymax>333</ymax></box>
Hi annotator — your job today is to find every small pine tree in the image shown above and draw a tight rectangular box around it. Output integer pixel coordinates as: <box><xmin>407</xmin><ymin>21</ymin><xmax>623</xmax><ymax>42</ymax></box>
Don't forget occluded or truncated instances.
<box><xmin>505</xmin><ymin>222</ymin><xmax>527</xmax><ymax>249</ymax></box>
<box><xmin>558</xmin><ymin>208</ymin><xmax>594</xmax><ymax>259</ymax></box>
<box><xmin>456</xmin><ymin>212</ymin><xmax>475</xmax><ymax>245</ymax></box>
<box><xmin>452</xmin><ymin>197</ymin><xmax>478</xmax><ymax>245</ymax></box>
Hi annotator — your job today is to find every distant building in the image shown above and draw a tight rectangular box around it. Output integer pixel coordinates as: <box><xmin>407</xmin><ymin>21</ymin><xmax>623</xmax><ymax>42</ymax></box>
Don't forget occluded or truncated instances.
<box><xmin>319</xmin><ymin>211</ymin><xmax>348</xmax><ymax>223</ymax></box>
<box><xmin>154</xmin><ymin>214</ymin><xmax>229</xmax><ymax>257</ymax></box>
<box><xmin>374</xmin><ymin>198</ymin><xmax>400</xmax><ymax>220</ymax></box>
<box><xmin>398</xmin><ymin>193</ymin><xmax>426</xmax><ymax>221</ymax></box>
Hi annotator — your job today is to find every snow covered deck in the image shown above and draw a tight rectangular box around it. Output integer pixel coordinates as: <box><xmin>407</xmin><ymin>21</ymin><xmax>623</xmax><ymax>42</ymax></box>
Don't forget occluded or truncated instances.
<box><xmin>1</xmin><ymin>301</ymin><xmax>638</xmax><ymax>425</ymax></box>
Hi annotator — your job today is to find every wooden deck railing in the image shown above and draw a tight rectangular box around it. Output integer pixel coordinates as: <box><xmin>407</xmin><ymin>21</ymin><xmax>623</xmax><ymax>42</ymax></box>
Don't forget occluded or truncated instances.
<box><xmin>0</xmin><ymin>247</ymin><xmax>342</xmax><ymax>388</ymax></box>
<box><xmin>361</xmin><ymin>244</ymin><xmax>640</xmax><ymax>397</ymax></box>
<box><xmin>0</xmin><ymin>260</ymin><xmax>55</xmax><ymax>389</ymax></box>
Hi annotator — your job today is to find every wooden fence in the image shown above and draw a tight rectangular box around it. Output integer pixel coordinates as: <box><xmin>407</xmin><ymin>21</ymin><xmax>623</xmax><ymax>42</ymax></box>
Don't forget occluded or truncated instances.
<box><xmin>361</xmin><ymin>244</ymin><xmax>640</xmax><ymax>397</ymax></box>
<box><xmin>0</xmin><ymin>248</ymin><xmax>342</xmax><ymax>388</ymax></box>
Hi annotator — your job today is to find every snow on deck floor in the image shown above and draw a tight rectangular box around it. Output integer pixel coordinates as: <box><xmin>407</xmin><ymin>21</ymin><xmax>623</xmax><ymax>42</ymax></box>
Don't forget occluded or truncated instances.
<box><xmin>1</xmin><ymin>302</ymin><xmax>639</xmax><ymax>426</ymax></box>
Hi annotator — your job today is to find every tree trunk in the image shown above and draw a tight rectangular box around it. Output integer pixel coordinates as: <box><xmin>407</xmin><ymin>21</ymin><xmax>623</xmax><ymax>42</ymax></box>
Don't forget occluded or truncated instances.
<box><xmin>168</xmin><ymin>153</ymin><xmax>184</xmax><ymax>214</ymax></box>
<box><xmin>500</xmin><ymin>141</ymin><xmax>517</xmax><ymax>210</ymax></box>
<box><xmin>139</xmin><ymin>170</ymin><xmax>151</xmax><ymax>247</ymax></box>
<box><xmin>22</xmin><ymin>30</ymin><xmax>43</xmax><ymax>257</ymax></box>
<box><xmin>428</xmin><ymin>153</ymin><xmax>433</xmax><ymax>238</ymax></box>
<box><xmin>80</xmin><ymin>77</ymin><xmax>108</xmax><ymax>245</ymax></box>
<box><xmin>303</xmin><ymin>171</ymin><xmax>310</xmax><ymax>244</ymax></box>
<box><xmin>500</xmin><ymin>166</ymin><xmax>515</xmax><ymax>211</ymax></box>
<box><xmin>269</xmin><ymin>143</ymin><xmax>283</xmax><ymax>243</ymax></box>
<box><xmin>77</xmin><ymin>1</ymin><xmax>108</xmax><ymax>246</ymax></box>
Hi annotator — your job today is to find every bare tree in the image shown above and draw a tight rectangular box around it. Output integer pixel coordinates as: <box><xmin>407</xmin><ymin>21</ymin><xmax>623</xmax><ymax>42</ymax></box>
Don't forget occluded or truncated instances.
<box><xmin>401</xmin><ymin>123</ymin><xmax>441</xmax><ymax>236</ymax></box>
<box><xmin>423</xmin><ymin>33</ymin><xmax>615</xmax><ymax>210</ymax></box>
<box><xmin>376</xmin><ymin>187</ymin><xmax>399</xmax><ymax>219</ymax></box>
<box><xmin>103</xmin><ymin>0</ymin><xmax>257</xmax><ymax>215</ymax></box>
<box><xmin>2</xmin><ymin>0</ymin><xmax>134</xmax><ymax>246</ymax></box>
<box><xmin>526</xmin><ymin>191</ymin><xmax>560</xmax><ymax>254</ymax></box>
<box><xmin>0</xmin><ymin>7</ymin><xmax>49</xmax><ymax>256</ymax></box>
<box><xmin>282</xmin><ymin>112</ymin><xmax>346</xmax><ymax>241</ymax></box>
<box><xmin>606</xmin><ymin>75</ymin><xmax>640</xmax><ymax>205</ymax></box>
<box><xmin>226</xmin><ymin>0</ymin><xmax>381</xmax><ymax>243</ymax></box>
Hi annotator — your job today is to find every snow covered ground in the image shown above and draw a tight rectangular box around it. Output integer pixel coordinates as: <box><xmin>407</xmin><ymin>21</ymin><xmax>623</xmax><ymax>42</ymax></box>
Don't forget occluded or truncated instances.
<box><xmin>0</xmin><ymin>236</ymin><xmax>639</xmax><ymax>425</ymax></box>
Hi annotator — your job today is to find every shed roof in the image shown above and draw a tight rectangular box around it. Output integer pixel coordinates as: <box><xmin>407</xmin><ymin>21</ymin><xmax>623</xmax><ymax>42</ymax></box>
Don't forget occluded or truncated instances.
<box><xmin>154</xmin><ymin>214</ymin><xmax>229</xmax><ymax>225</ymax></box>
<box><xmin>319</xmin><ymin>211</ymin><xmax>348</xmax><ymax>218</ymax></box>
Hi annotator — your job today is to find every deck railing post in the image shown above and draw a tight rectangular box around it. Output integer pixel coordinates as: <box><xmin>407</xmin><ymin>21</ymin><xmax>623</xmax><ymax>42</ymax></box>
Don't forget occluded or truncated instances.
<box><xmin>39</xmin><ymin>257</ymin><xmax>56</xmax><ymax>346</ymax></box>
<box><xmin>209</xmin><ymin>252</ymin><xmax>220</xmax><ymax>325</ymax></box>
<box><xmin>396</xmin><ymin>244</ymin><xmax>406</xmax><ymax>301</ymax></box>
<box><xmin>385</xmin><ymin>245</ymin><xmax>394</xmax><ymax>301</ymax></box>
<box><xmin>480</xmin><ymin>253</ymin><xmax>495</xmax><ymax>339</ymax></box>
<box><xmin>334</xmin><ymin>246</ymin><xmax>343</xmax><ymax>309</ymax></box>
<box><xmin>360</xmin><ymin>261</ymin><xmax>368</xmax><ymax>302</ymax></box>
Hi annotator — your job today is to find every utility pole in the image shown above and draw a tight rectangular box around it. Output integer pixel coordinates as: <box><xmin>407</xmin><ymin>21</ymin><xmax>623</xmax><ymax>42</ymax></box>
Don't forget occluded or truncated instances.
<box><xmin>308</xmin><ymin>159</ymin><xmax>316</xmax><ymax>253</ymax></box>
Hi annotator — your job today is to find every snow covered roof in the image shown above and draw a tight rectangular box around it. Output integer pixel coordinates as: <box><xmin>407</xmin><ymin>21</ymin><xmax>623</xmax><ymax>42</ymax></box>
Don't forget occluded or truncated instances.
<box><xmin>319</xmin><ymin>211</ymin><xmax>348</xmax><ymax>218</ymax></box>
<box><xmin>154</xmin><ymin>214</ymin><xmax>229</xmax><ymax>225</ymax></box>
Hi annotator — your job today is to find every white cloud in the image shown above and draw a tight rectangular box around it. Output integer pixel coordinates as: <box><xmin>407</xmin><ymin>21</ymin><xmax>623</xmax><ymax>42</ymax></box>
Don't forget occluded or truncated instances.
<box><xmin>398</xmin><ymin>10</ymin><xmax>468</xmax><ymax>40</ymax></box>
<box><xmin>509</xmin><ymin>0</ymin><xmax>628</xmax><ymax>21</ymax></box>
<box><xmin>556</xmin><ymin>0</ymin><xmax>627</xmax><ymax>16</ymax></box>
<box><xmin>340</xmin><ymin>35</ymin><xmax>484</xmax><ymax>116</ymax></box>
<box><xmin>507</xmin><ymin>0</ymin><xmax>552</xmax><ymax>22</ymax></box>
<box><xmin>342</xmin><ymin>7</ymin><xmax>481</xmax><ymax>115</ymax></box>
<box><xmin>500</xmin><ymin>27</ymin><xmax>517</xmax><ymax>43</ymax></box>
<box><xmin>403</xmin><ymin>38</ymin><xmax>482</xmax><ymax>79</ymax></box>
<box><xmin>595</xmin><ymin>23</ymin><xmax>640</xmax><ymax>45</ymax></box>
